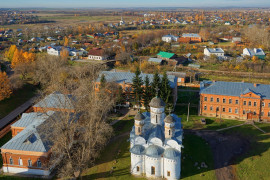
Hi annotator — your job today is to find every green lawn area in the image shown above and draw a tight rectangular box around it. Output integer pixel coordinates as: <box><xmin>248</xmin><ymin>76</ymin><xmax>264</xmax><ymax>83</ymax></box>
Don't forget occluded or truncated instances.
<box><xmin>0</xmin><ymin>84</ymin><xmax>38</xmax><ymax>119</ymax></box>
<box><xmin>222</xmin><ymin>124</ymin><xmax>270</xmax><ymax>180</ymax></box>
<box><xmin>177</xmin><ymin>91</ymin><xmax>199</xmax><ymax>105</ymax></box>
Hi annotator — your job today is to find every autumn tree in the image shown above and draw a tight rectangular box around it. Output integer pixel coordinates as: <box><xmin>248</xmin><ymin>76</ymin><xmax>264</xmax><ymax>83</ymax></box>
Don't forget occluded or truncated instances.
<box><xmin>5</xmin><ymin>45</ymin><xmax>17</xmax><ymax>61</ymax></box>
<box><xmin>64</xmin><ymin>36</ymin><xmax>69</xmax><ymax>47</ymax></box>
<box><xmin>60</xmin><ymin>48</ymin><xmax>70</xmax><ymax>61</ymax></box>
<box><xmin>199</xmin><ymin>28</ymin><xmax>210</xmax><ymax>42</ymax></box>
<box><xmin>0</xmin><ymin>72</ymin><xmax>12</xmax><ymax>101</ymax></box>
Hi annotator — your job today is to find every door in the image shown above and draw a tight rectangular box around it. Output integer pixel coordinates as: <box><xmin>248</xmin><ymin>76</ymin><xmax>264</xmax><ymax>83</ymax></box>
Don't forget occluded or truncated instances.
<box><xmin>247</xmin><ymin>112</ymin><xmax>253</xmax><ymax>120</ymax></box>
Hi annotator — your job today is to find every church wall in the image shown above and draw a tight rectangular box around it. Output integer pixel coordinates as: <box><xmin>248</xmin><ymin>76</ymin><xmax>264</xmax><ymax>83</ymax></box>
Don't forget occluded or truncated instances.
<box><xmin>145</xmin><ymin>156</ymin><xmax>162</xmax><ymax>178</ymax></box>
<box><xmin>131</xmin><ymin>153</ymin><xmax>143</xmax><ymax>175</ymax></box>
<box><xmin>164</xmin><ymin>157</ymin><xmax>181</xmax><ymax>180</ymax></box>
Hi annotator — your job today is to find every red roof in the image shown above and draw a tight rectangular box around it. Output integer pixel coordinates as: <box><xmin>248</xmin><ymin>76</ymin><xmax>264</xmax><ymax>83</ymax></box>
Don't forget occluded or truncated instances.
<box><xmin>88</xmin><ymin>48</ymin><xmax>105</xmax><ymax>56</ymax></box>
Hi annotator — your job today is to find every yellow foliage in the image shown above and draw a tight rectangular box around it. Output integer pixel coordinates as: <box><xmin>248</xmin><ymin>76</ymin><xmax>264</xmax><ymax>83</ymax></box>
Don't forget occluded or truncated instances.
<box><xmin>115</xmin><ymin>61</ymin><xmax>122</xmax><ymax>67</ymax></box>
<box><xmin>4</xmin><ymin>45</ymin><xmax>17</xmax><ymax>61</ymax></box>
<box><xmin>64</xmin><ymin>36</ymin><xmax>69</xmax><ymax>47</ymax></box>
<box><xmin>0</xmin><ymin>72</ymin><xmax>12</xmax><ymax>101</ymax></box>
<box><xmin>60</xmin><ymin>49</ymin><xmax>69</xmax><ymax>60</ymax></box>
<box><xmin>11</xmin><ymin>50</ymin><xmax>36</xmax><ymax>68</ymax></box>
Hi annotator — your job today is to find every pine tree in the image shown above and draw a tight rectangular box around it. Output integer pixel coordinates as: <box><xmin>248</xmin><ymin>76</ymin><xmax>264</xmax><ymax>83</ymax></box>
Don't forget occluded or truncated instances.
<box><xmin>132</xmin><ymin>67</ymin><xmax>143</xmax><ymax>106</ymax></box>
<box><xmin>160</xmin><ymin>71</ymin><xmax>172</xmax><ymax>105</ymax></box>
<box><xmin>142</xmin><ymin>75</ymin><xmax>153</xmax><ymax>111</ymax></box>
<box><xmin>0</xmin><ymin>72</ymin><xmax>12</xmax><ymax>101</ymax></box>
<box><xmin>100</xmin><ymin>74</ymin><xmax>106</xmax><ymax>89</ymax></box>
<box><xmin>151</xmin><ymin>71</ymin><xmax>161</xmax><ymax>96</ymax></box>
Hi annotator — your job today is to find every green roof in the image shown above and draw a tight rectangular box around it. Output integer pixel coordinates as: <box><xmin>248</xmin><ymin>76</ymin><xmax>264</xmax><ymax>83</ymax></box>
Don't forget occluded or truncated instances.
<box><xmin>157</xmin><ymin>51</ymin><xmax>175</xmax><ymax>59</ymax></box>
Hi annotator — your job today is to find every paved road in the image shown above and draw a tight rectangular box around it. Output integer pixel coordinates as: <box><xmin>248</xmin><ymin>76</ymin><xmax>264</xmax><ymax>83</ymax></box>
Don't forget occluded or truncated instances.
<box><xmin>0</xmin><ymin>97</ymin><xmax>36</xmax><ymax>130</ymax></box>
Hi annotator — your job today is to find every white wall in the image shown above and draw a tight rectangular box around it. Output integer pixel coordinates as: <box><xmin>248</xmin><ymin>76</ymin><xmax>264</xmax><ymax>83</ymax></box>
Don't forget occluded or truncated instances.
<box><xmin>131</xmin><ymin>153</ymin><xmax>144</xmax><ymax>175</ymax></box>
<box><xmin>164</xmin><ymin>157</ymin><xmax>181</xmax><ymax>180</ymax></box>
<box><xmin>150</xmin><ymin>107</ymin><xmax>165</xmax><ymax>125</ymax></box>
<box><xmin>3</xmin><ymin>166</ymin><xmax>50</xmax><ymax>176</ymax></box>
<box><xmin>145</xmin><ymin>156</ymin><xmax>162</xmax><ymax>178</ymax></box>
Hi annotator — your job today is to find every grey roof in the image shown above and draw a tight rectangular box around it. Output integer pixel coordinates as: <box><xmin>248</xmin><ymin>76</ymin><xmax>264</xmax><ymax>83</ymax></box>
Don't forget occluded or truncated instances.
<box><xmin>97</xmin><ymin>71</ymin><xmax>177</xmax><ymax>89</ymax></box>
<box><xmin>164</xmin><ymin>114</ymin><xmax>175</xmax><ymax>123</ymax></box>
<box><xmin>164</xmin><ymin>148</ymin><xmax>180</xmax><ymax>159</ymax></box>
<box><xmin>130</xmin><ymin>145</ymin><xmax>145</xmax><ymax>155</ymax></box>
<box><xmin>163</xmin><ymin>34</ymin><xmax>179</xmax><ymax>38</ymax></box>
<box><xmin>245</xmin><ymin>48</ymin><xmax>265</xmax><ymax>56</ymax></box>
<box><xmin>148</xmin><ymin>58</ymin><xmax>163</xmax><ymax>63</ymax></box>
<box><xmin>1</xmin><ymin>112</ymin><xmax>57</xmax><ymax>152</ymax></box>
<box><xmin>149</xmin><ymin>97</ymin><xmax>166</xmax><ymax>108</ymax></box>
<box><xmin>135</xmin><ymin>112</ymin><xmax>145</xmax><ymax>121</ymax></box>
<box><xmin>200</xmin><ymin>81</ymin><xmax>270</xmax><ymax>99</ymax></box>
<box><xmin>182</xmin><ymin>33</ymin><xmax>200</xmax><ymax>38</ymax></box>
<box><xmin>167</xmin><ymin>71</ymin><xmax>186</xmax><ymax>78</ymax></box>
<box><xmin>33</xmin><ymin>92</ymin><xmax>74</xmax><ymax>110</ymax></box>
<box><xmin>12</xmin><ymin>111</ymin><xmax>55</xmax><ymax>128</ymax></box>
<box><xmin>206</xmin><ymin>48</ymin><xmax>224</xmax><ymax>53</ymax></box>
<box><xmin>146</xmin><ymin>125</ymin><xmax>165</xmax><ymax>142</ymax></box>
<box><xmin>145</xmin><ymin>145</ymin><xmax>164</xmax><ymax>158</ymax></box>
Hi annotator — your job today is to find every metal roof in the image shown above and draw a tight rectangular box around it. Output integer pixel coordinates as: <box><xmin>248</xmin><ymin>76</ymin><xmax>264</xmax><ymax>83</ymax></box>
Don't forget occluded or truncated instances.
<box><xmin>145</xmin><ymin>145</ymin><xmax>164</xmax><ymax>158</ymax></box>
<box><xmin>130</xmin><ymin>145</ymin><xmax>145</xmax><ymax>155</ymax></box>
<box><xmin>33</xmin><ymin>92</ymin><xmax>74</xmax><ymax>110</ymax></box>
<box><xmin>149</xmin><ymin>97</ymin><xmax>166</xmax><ymax>108</ymax></box>
<box><xmin>182</xmin><ymin>33</ymin><xmax>200</xmax><ymax>38</ymax></box>
<box><xmin>245</xmin><ymin>48</ymin><xmax>265</xmax><ymax>56</ymax></box>
<box><xmin>164</xmin><ymin>148</ymin><xmax>180</xmax><ymax>159</ymax></box>
<box><xmin>97</xmin><ymin>71</ymin><xmax>177</xmax><ymax>89</ymax></box>
<box><xmin>157</xmin><ymin>51</ymin><xmax>175</xmax><ymax>59</ymax></box>
<box><xmin>200</xmin><ymin>81</ymin><xmax>270</xmax><ymax>99</ymax></box>
<box><xmin>205</xmin><ymin>48</ymin><xmax>224</xmax><ymax>53</ymax></box>
<box><xmin>134</xmin><ymin>112</ymin><xmax>145</xmax><ymax>121</ymax></box>
<box><xmin>148</xmin><ymin>58</ymin><xmax>163</xmax><ymax>63</ymax></box>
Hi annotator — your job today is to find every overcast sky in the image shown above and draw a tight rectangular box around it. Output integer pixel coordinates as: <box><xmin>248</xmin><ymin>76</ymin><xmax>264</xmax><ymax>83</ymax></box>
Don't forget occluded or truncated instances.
<box><xmin>1</xmin><ymin>0</ymin><xmax>270</xmax><ymax>8</ymax></box>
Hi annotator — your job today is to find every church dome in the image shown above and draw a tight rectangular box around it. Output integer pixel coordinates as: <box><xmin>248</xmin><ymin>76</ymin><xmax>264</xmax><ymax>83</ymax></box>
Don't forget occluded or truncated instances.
<box><xmin>149</xmin><ymin>97</ymin><xmax>165</xmax><ymax>108</ymax></box>
<box><xmin>164</xmin><ymin>115</ymin><xmax>176</xmax><ymax>123</ymax></box>
<box><xmin>145</xmin><ymin>145</ymin><xmax>164</xmax><ymax>158</ymax></box>
<box><xmin>164</xmin><ymin>148</ymin><xmax>180</xmax><ymax>159</ymax></box>
<box><xmin>134</xmin><ymin>112</ymin><xmax>145</xmax><ymax>121</ymax></box>
<box><xmin>130</xmin><ymin>145</ymin><xmax>145</xmax><ymax>155</ymax></box>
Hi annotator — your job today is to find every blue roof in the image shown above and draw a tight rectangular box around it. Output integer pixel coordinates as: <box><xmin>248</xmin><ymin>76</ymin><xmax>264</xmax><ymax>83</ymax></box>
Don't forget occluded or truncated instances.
<box><xmin>164</xmin><ymin>148</ymin><xmax>180</xmax><ymax>159</ymax></box>
<box><xmin>97</xmin><ymin>71</ymin><xmax>177</xmax><ymax>88</ymax></box>
<box><xmin>205</xmin><ymin>48</ymin><xmax>224</xmax><ymax>53</ymax></box>
<box><xmin>146</xmin><ymin>125</ymin><xmax>165</xmax><ymax>142</ymax></box>
<box><xmin>145</xmin><ymin>145</ymin><xmax>164</xmax><ymax>158</ymax></box>
<box><xmin>245</xmin><ymin>48</ymin><xmax>265</xmax><ymax>56</ymax></box>
<box><xmin>182</xmin><ymin>33</ymin><xmax>200</xmax><ymax>38</ymax></box>
<box><xmin>148</xmin><ymin>58</ymin><xmax>163</xmax><ymax>63</ymax></box>
<box><xmin>33</xmin><ymin>92</ymin><xmax>74</xmax><ymax>110</ymax></box>
<box><xmin>200</xmin><ymin>81</ymin><xmax>270</xmax><ymax>99</ymax></box>
<box><xmin>130</xmin><ymin>145</ymin><xmax>145</xmax><ymax>155</ymax></box>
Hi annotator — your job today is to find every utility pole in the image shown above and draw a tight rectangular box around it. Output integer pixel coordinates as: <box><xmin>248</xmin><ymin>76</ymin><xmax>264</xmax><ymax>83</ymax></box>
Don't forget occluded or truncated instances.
<box><xmin>187</xmin><ymin>102</ymin><xmax>190</xmax><ymax>122</ymax></box>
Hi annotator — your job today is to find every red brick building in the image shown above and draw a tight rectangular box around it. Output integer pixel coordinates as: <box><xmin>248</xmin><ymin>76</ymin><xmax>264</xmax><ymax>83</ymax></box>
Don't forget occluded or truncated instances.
<box><xmin>200</xmin><ymin>81</ymin><xmax>270</xmax><ymax>122</ymax></box>
<box><xmin>179</xmin><ymin>33</ymin><xmax>202</xmax><ymax>43</ymax></box>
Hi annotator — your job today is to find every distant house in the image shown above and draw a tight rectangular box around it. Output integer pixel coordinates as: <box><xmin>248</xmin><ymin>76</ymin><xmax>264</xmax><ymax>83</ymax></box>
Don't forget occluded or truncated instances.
<box><xmin>204</xmin><ymin>48</ymin><xmax>225</xmax><ymax>58</ymax></box>
<box><xmin>243</xmin><ymin>48</ymin><xmax>266</xmax><ymax>60</ymax></box>
<box><xmin>47</xmin><ymin>46</ymin><xmax>63</xmax><ymax>56</ymax></box>
<box><xmin>225</xmin><ymin>21</ymin><xmax>231</xmax><ymax>25</ymax></box>
<box><xmin>88</xmin><ymin>48</ymin><xmax>108</xmax><ymax>60</ymax></box>
<box><xmin>232</xmin><ymin>37</ymin><xmax>241</xmax><ymax>43</ymax></box>
<box><xmin>179</xmin><ymin>33</ymin><xmax>202</xmax><ymax>43</ymax></box>
<box><xmin>162</xmin><ymin>34</ymin><xmax>179</xmax><ymax>43</ymax></box>
<box><xmin>148</xmin><ymin>58</ymin><xmax>163</xmax><ymax>65</ymax></box>
<box><xmin>167</xmin><ymin>72</ymin><xmax>186</xmax><ymax>86</ymax></box>
<box><xmin>157</xmin><ymin>51</ymin><xmax>176</xmax><ymax>60</ymax></box>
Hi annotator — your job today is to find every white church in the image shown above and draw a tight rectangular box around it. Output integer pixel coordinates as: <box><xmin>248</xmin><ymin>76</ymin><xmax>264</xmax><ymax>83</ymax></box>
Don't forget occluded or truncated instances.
<box><xmin>129</xmin><ymin>96</ymin><xmax>183</xmax><ymax>179</ymax></box>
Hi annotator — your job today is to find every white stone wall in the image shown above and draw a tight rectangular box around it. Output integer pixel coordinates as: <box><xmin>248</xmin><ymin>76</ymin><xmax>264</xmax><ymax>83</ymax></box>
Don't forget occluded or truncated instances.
<box><xmin>150</xmin><ymin>107</ymin><xmax>165</xmax><ymax>125</ymax></box>
<box><xmin>164</xmin><ymin>157</ymin><xmax>181</xmax><ymax>180</ymax></box>
<box><xmin>3</xmin><ymin>166</ymin><xmax>50</xmax><ymax>176</ymax></box>
<box><xmin>131</xmin><ymin>153</ymin><xmax>144</xmax><ymax>175</ymax></box>
<box><xmin>145</xmin><ymin>156</ymin><xmax>162</xmax><ymax>178</ymax></box>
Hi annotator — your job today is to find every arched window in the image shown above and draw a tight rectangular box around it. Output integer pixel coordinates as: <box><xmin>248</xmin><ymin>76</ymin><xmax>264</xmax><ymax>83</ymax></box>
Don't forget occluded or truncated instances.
<box><xmin>18</xmin><ymin>158</ymin><xmax>23</xmax><ymax>166</ymax></box>
<box><xmin>9</xmin><ymin>157</ymin><xmax>13</xmax><ymax>165</ymax></box>
<box><xmin>156</xmin><ymin>115</ymin><xmax>158</xmax><ymax>123</ymax></box>
<box><xmin>137</xmin><ymin>166</ymin><xmax>140</xmax><ymax>172</ymax></box>
<box><xmin>37</xmin><ymin>159</ymin><xmax>42</xmax><ymax>168</ymax></box>
<box><xmin>151</xmin><ymin>166</ymin><xmax>155</xmax><ymax>175</ymax></box>
<box><xmin>169</xmin><ymin>130</ymin><xmax>171</xmax><ymax>135</ymax></box>
<box><xmin>138</xmin><ymin>127</ymin><xmax>141</xmax><ymax>133</ymax></box>
<box><xmin>28</xmin><ymin>159</ymin><xmax>32</xmax><ymax>167</ymax></box>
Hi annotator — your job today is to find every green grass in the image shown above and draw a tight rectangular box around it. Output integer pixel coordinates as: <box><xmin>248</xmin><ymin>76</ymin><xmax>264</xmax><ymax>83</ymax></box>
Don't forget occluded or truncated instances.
<box><xmin>112</xmin><ymin>118</ymin><xmax>134</xmax><ymax>136</ymax></box>
<box><xmin>0</xmin><ymin>84</ymin><xmax>38</xmax><ymax>119</ymax></box>
<box><xmin>181</xmin><ymin>134</ymin><xmax>215</xmax><ymax>180</ymax></box>
<box><xmin>177</xmin><ymin>91</ymin><xmax>199</xmax><ymax>105</ymax></box>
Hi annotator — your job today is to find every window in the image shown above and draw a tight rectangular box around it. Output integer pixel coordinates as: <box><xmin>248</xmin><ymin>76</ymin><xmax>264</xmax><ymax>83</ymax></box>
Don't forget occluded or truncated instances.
<box><xmin>261</xmin><ymin>112</ymin><xmax>264</xmax><ymax>116</ymax></box>
<box><xmin>137</xmin><ymin>166</ymin><xmax>140</xmax><ymax>172</ymax></box>
<box><xmin>210</xmin><ymin>97</ymin><xmax>213</xmax><ymax>102</ymax></box>
<box><xmin>254</xmin><ymin>102</ymin><xmax>257</xmax><ymax>107</ymax></box>
<box><xmin>223</xmin><ymin>98</ymin><xmax>226</xmax><ymax>103</ymax></box>
<box><xmin>229</xmin><ymin>108</ymin><xmax>232</xmax><ymax>113</ymax></box>
<box><xmin>18</xmin><ymin>158</ymin><xmax>23</xmax><ymax>166</ymax></box>
<box><xmin>28</xmin><ymin>159</ymin><xmax>32</xmax><ymax>167</ymax></box>
<box><xmin>216</xmin><ymin>107</ymin><xmax>219</xmax><ymax>111</ymax></box>
<box><xmin>138</xmin><ymin>127</ymin><xmax>141</xmax><ymax>133</ymax></box>
<box><xmin>217</xmin><ymin>98</ymin><xmax>220</xmax><ymax>103</ymax></box>
<box><xmin>37</xmin><ymin>159</ymin><xmax>42</xmax><ymax>168</ymax></box>
<box><xmin>262</xmin><ymin>102</ymin><xmax>265</xmax><ymax>107</ymax></box>
<box><xmin>235</xmin><ymin>100</ymin><xmax>239</xmax><ymax>104</ymax></box>
<box><xmin>169</xmin><ymin>130</ymin><xmax>171</xmax><ymax>135</ymax></box>
<box><xmin>204</xmin><ymin>106</ymin><xmax>207</xmax><ymax>110</ymax></box>
<box><xmin>248</xmin><ymin>101</ymin><xmax>252</xmax><ymax>106</ymax></box>
<box><xmin>204</xmin><ymin>97</ymin><xmax>207</xmax><ymax>101</ymax></box>
<box><xmin>244</xmin><ymin>101</ymin><xmax>246</xmax><ymax>105</ymax></box>
<box><xmin>243</xmin><ymin>110</ymin><xmax>246</xmax><ymax>115</ymax></box>
<box><xmin>210</xmin><ymin>106</ymin><xmax>213</xmax><ymax>111</ymax></box>
<box><xmin>269</xmin><ymin>103</ymin><xmax>270</xmax><ymax>108</ymax></box>
<box><xmin>9</xmin><ymin>157</ymin><xmax>13</xmax><ymax>165</ymax></box>
<box><xmin>151</xmin><ymin>166</ymin><xmax>155</xmax><ymax>175</ymax></box>
<box><xmin>268</xmin><ymin>112</ymin><xmax>270</xmax><ymax>117</ymax></box>
<box><xmin>253</xmin><ymin>112</ymin><xmax>256</xmax><ymax>115</ymax></box>
<box><xmin>229</xmin><ymin>99</ymin><xmax>232</xmax><ymax>104</ymax></box>
<box><xmin>156</xmin><ymin>115</ymin><xmax>157</xmax><ymax>123</ymax></box>
<box><xmin>167</xmin><ymin>171</ymin><xmax>171</xmax><ymax>177</ymax></box>
<box><xmin>223</xmin><ymin>108</ymin><xmax>225</xmax><ymax>112</ymax></box>
<box><xmin>235</xmin><ymin>109</ymin><xmax>238</xmax><ymax>114</ymax></box>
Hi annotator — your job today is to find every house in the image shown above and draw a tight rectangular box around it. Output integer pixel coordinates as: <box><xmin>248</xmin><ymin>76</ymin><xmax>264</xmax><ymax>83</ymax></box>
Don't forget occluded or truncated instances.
<box><xmin>148</xmin><ymin>58</ymin><xmax>163</xmax><ymax>65</ymax></box>
<box><xmin>232</xmin><ymin>37</ymin><xmax>241</xmax><ymax>43</ymax></box>
<box><xmin>47</xmin><ymin>46</ymin><xmax>63</xmax><ymax>56</ymax></box>
<box><xmin>130</xmin><ymin>98</ymin><xmax>183</xmax><ymax>179</ymax></box>
<box><xmin>200</xmin><ymin>81</ymin><xmax>270</xmax><ymax>122</ymax></box>
<box><xmin>1</xmin><ymin>111</ymin><xmax>56</xmax><ymax>176</ymax></box>
<box><xmin>204</xmin><ymin>48</ymin><xmax>225</xmax><ymax>58</ymax></box>
<box><xmin>243</xmin><ymin>48</ymin><xmax>266</xmax><ymax>60</ymax></box>
<box><xmin>95</xmin><ymin>71</ymin><xmax>178</xmax><ymax>106</ymax></box>
<box><xmin>157</xmin><ymin>51</ymin><xmax>176</xmax><ymax>60</ymax></box>
<box><xmin>88</xmin><ymin>48</ymin><xmax>108</xmax><ymax>61</ymax></box>
<box><xmin>162</xmin><ymin>35</ymin><xmax>179</xmax><ymax>43</ymax></box>
<box><xmin>179</xmin><ymin>33</ymin><xmax>202</xmax><ymax>43</ymax></box>
<box><xmin>167</xmin><ymin>72</ymin><xmax>186</xmax><ymax>86</ymax></box>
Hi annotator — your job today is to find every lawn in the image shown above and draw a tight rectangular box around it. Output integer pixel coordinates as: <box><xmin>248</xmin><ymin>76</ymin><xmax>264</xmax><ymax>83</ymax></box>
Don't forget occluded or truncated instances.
<box><xmin>177</xmin><ymin>91</ymin><xmax>199</xmax><ymax>105</ymax></box>
<box><xmin>0</xmin><ymin>84</ymin><xmax>38</xmax><ymax>119</ymax></box>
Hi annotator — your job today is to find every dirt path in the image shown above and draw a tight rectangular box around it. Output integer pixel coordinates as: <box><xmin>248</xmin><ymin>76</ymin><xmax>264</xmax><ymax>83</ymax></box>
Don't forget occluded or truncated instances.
<box><xmin>186</xmin><ymin>130</ymin><xmax>249</xmax><ymax>180</ymax></box>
